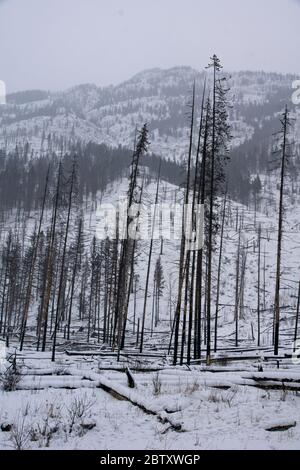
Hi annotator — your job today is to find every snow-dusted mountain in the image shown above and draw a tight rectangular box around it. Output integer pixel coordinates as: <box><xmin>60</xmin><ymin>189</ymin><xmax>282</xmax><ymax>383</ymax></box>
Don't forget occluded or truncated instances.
<box><xmin>0</xmin><ymin>67</ymin><xmax>299</xmax><ymax>160</ymax></box>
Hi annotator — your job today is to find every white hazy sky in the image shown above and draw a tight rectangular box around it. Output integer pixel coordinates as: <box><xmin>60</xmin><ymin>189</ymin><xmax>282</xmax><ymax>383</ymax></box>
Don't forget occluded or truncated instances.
<box><xmin>0</xmin><ymin>0</ymin><xmax>300</xmax><ymax>92</ymax></box>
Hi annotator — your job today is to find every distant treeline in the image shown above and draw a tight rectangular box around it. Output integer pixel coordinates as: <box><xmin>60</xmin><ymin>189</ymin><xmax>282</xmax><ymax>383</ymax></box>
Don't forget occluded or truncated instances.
<box><xmin>2</xmin><ymin>129</ymin><xmax>293</xmax><ymax>213</ymax></box>
<box><xmin>0</xmin><ymin>142</ymin><xmax>185</xmax><ymax>213</ymax></box>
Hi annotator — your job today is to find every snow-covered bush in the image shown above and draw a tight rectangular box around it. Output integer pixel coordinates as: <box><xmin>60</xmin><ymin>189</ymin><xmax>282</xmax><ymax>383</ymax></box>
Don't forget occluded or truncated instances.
<box><xmin>66</xmin><ymin>394</ymin><xmax>95</xmax><ymax>434</ymax></box>
<box><xmin>53</xmin><ymin>359</ymin><xmax>69</xmax><ymax>376</ymax></box>
<box><xmin>0</xmin><ymin>352</ymin><xmax>21</xmax><ymax>392</ymax></box>
<box><xmin>10</xmin><ymin>416</ymin><xmax>30</xmax><ymax>450</ymax></box>
<box><xmin>29</xmin><ymin>416</ymin><xmax>59</xmax><ymax>448</ymax></box>
<box><xmin>184</xmin><ymin>380</ymin><xmax>200</xmax><ymax>395</ymax></box>
<box><xmin>152</xmin><ymin>372</ymin><xmax>162</xmax><ymax>396</ymax></box>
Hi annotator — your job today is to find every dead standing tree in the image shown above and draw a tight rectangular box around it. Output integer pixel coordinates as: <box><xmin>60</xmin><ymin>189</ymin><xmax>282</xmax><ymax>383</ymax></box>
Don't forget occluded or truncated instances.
<box><xmin>214</xmin><ymin>191</ymin><xmax>227</xmax><ymax>352</ymax></box>
<box><xmin>205</xmin><ymin>55</ymin><xmax>231</xmax><ymax>364</ymax></box>
<box><xmin>19</xmin><ymin>166</ymin><xmax>50</xmax><ymax>351</ymax></box>
<box><xmin>187</xmin><ymin>80</ymin><xmax>206</xmax><ymax>364</ymax></box>
<box><xmin>172</xmin><ymin>82</ymin><xmax>195</xmax><ymax>365</ymax></box>
<box><xmin>257</xmin><ymin>223</ymin><xmax>261</xmax><ymax>347</ymax></box>
<box><xmin>40</xmin><ymin>161</ymin><xmax>63</xmax><ymax>352</ymax></box>
<box><xmin>193</xmin><ymin>97</ymin><xmax>211</xmax><ymax>360</ymax></box>
<box><xmin>113</xmin><ymin>124</ymin><xmax>149</xmax><ymax>354</ymax></box>
<box><xmin>52</xmin><ymin>158</ymin><xmax>77</xmax><ymax>361</ymax></box>
<box><xmin>140</xmin><ymin>164</ymin><xmax>160</xmax><ymax>352</ymax></box>
<box><xmin>273</xmin><ymin>107</ymin><xmax>291</xmax><ymax>356</ymax></box>
<box><xmin>294</xmin><ymin>281</ymin><xmax>300</xmax><ymax>352</ymax></box>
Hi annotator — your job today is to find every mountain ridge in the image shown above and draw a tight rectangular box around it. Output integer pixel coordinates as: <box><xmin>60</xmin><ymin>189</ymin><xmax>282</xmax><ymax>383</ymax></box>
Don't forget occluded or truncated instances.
<box><xmin>5</xmin><ymin>66</ymin><xmax>299</xmax><ymax>99</ymax></box>
<box><xmin>0</xmin><ymin>66</ymin><xmax>299</xmax><ymax>167</ymax></box>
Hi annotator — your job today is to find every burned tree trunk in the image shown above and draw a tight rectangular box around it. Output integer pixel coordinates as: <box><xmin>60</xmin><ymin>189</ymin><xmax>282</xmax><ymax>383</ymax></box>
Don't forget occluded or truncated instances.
<box><xmin>214</xmin><ymin>192</ymin><xmax>227</xmax><ymax>353</ymax></box>
<box><xmin>274</xmin><ymin>107</ymin><xmax>290</xmax><ymax>356</ymax></box>
<box><xmin>257</xmin><ymin>224</ymin><xmax>261</xmax><ymax>347</ymax></box>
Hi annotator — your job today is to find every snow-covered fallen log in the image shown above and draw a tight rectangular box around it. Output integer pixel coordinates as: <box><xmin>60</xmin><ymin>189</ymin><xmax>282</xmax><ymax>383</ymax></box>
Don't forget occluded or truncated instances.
<box><xmin>15</xmin><ymin>367</ymin><xmax>184</xmax><ymax>432</ymax></box>
<box><xmin>68</xmin><ymin>368</ymin><xmax>184</xmax><ymax>431</ymax></box>
<box><xmin>242</xmin><ymin>371</ymin><xmax>300</xmax><ymax>383</ymax></box>
<box><xmin>238</xmin><ymin>371</ymin><xmax>300</xmax><ymax>390</ymax></box>
<box><xmin>265</xmin><ymin>420</ymin><xmax>297</xmax><ymax>432</ymax></box>
<box><xmin>17</xmin><ymin>376</ymin><xmax>96</xmax><ymax>390</ymax></box>
<box><xmin>21</xmin><ymin>368</ymin><xmax>72</xmax><ymax>376</ymax></box>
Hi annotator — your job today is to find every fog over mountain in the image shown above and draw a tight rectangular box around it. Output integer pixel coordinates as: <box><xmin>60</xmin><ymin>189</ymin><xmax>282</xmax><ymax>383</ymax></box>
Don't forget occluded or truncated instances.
<box><xmin>1</xmin><ymin>0</ymin><xmax>300</xmax><ymax>92</ymax></box>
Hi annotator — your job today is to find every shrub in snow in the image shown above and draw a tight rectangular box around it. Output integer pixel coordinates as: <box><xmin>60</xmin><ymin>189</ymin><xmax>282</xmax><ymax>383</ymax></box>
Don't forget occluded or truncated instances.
<box><xmin>184</xmin><ymin>379</ymin><xmax>200</xmax><ymax>395</ymax></box>
<box><xmin>46</xmin><ymin>402</ymin><xmax>62</xmax><ymax>419</ymax></box>
<box><xmin>66</xmin><ymin>394</ymin><xmax>96</xmax><ymax>434</ymax></box>
<box><xmin>29</xmin><ymin>417</ymin><xmax>59</xmax><ymax>448</ymax></box>
<box><xmin>53</xmin><ymin>360</ymin><xmax>69</xmax><ymax>376</ymax></box>
<box><xmin>207</xmin><ymin>386</ymin><xmax>238</xmax><ymax>408</ymax></box>
<box><xmin>152</xmin><ymin>372</ymin><xmax>162</xmax><ymax>396</ymax></box>
<box><xmin>0</xmin><ymin>352</ymin><xmax>21</xmax><ymax>392</ymax></box>
<box><xmin>10</xmin><ymin>416</ymin><xmax>30</xmax><ymax>450</ymax></box>
<box><xmin>224</xmin><ymin>386</ymin><xmax>238</xmax><ymax>408</ymax></box>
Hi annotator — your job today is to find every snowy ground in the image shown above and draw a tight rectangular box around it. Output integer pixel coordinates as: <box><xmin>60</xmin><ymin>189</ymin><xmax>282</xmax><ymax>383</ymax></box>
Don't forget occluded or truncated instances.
<box><xmin>1</xmin><ymin>348</ymin><xmax>300</xmax><ymax>450</ymax></box>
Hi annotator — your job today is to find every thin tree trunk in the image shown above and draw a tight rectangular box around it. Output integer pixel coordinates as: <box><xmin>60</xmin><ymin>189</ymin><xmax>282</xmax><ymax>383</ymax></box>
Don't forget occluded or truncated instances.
<box><xmin>173</xmin><ymin>82</ymin><xmax>195</xmax><ymax>365</ymax></box>
<box><xmin>67</xmin><ymin>218</ymin><xmax>82</xmax><ymax>340</ymax></box>
<box><xmin>274</xmin><ymin>107</ymin><xmax>289</xmax><ymax>356</ymax></box>
<box><xmin>52</xmin><ymin>160</ymin><xmax>76</xmax><ymax>361</ymax></box>
<box><xmin>41</xmin><ymin>161</ymin><xmax>62</xmax><ymax>352</ymax></box>
<box><xmin>188</xmin><ymin>80</ymin><xmax>206</xmax><ymax>364</ymax></box>
<box><xmin>257</xmin><ymin>224</ymin><xmax>261</xmax><ymax>347</ymax></box>
<box><xmin>206</xmin><ymin>59</ymin><xmax>218</xmax><ymax>365</ymax></box>
<box><xmin>294</xmin><ymin>281</ymin><xmax>300</xmax><ymax>352</ymax></box>
<box><xmin>235</xmin><ymin>223</ymin><xmax>241</xmax><ymax>348</ymax></box>
<box><xmin>20</xmin><ymin>167</ymin><xmax>49</xmax><ymax>350</ymax></box>
<box><xmin>214</xmin><ymin>192</ymin><xmax>227</xmax><ymax>352</ymax></box>
<box><xmin>140</xmin><ymin>166</ymin><xmax>160</xmax><ymax>352</ymax></box>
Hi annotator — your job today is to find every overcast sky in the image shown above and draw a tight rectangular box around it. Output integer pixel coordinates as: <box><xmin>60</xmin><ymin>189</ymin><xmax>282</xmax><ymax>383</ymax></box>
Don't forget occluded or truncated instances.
<box><xmin>0</xmin><ymin>0</ymin><xmax>299</xmax><ymax>92</ymax></box>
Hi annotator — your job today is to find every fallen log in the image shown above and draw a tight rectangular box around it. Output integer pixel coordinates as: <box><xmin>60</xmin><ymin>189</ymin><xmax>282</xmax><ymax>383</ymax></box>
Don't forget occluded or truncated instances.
<box><xmin>66</xmin><ymin>350</ymin><xmax>166</xmax><ymax>359</ymax></box>
<box><xmin>265</xmin><ymin>421</ymin><xmax>297</xmax><ymax>432</ymax></box>
<box><xmin>17</xmin><ymin>378</ymin><xmax>96</xmax><ymax>390</ymax></box>
<box><xmin>242</xmin><ymin>371</ymin><xmax>300</xmax><ymax>383</ymax></box>
<box><xmin>239</xmin><ymin>372</ymin><xmax>300</xmax><ymax>390</ymax></box>
<box><xmin>16</xmin><ymin>369</ymin><xmax>184</xmax><ymax>432</ymax></box>
<box><xmin>67</xmin><ymin>369</ymin><xmax>183</xmax><ymax>431</ymax></box>
<box><xmin>251</xmin><ymin>381</ymin><xmax>300</xmax><ymax>391</ymax></box>
<box><xmin>97</xmin><ymin>366</ymin><xmax>165</xmax><ymax>373</ymax></box>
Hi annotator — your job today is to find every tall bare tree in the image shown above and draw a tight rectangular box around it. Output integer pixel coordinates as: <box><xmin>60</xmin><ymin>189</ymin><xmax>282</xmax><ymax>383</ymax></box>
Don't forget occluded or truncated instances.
<box><xmin>274</xmin><ymin>107</ymin><xmax>291</xmax><ymax>356</ymax></box>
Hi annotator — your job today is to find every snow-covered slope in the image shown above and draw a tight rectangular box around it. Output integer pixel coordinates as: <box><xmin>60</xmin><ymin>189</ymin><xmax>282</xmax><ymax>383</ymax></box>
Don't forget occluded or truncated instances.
<box><xmin>2</xmin><ymin>169</ymin><xmax>297</xmax><ymax>352</ymax></box>
<box><xmin>0</xmin><ymin>67</ymin><xmax>299</xmax><ymax>160</ymax></box>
